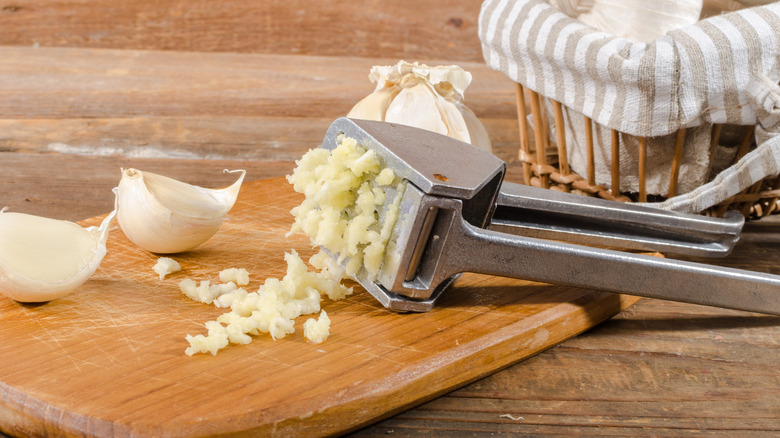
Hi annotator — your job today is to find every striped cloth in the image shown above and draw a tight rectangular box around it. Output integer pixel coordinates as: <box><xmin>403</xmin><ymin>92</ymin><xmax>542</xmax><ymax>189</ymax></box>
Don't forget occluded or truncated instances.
<box><xmin>478</xmin><ymin>0</ymin><xmax>780</xmax><ymax>212</ymax></box>
<box><xmin>655</xmin><ymin>74</ymin><xmax>780</xmax><ymax>213</ymax></box>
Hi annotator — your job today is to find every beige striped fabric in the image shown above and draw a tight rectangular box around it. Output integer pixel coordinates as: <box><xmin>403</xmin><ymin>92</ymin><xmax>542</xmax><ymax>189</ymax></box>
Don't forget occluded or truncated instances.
<box><xmin>479</xmin><ymin>0</ymin><xmax>780</xmax><ymax>213</ymax></box>
<box><xmin>654</xmin><ymin>74</ymin><xmax>780</xmax><ymax>213</ymax></box>
<box><xmin>479</xmin><ymin>0</ymin><xmax>780</xmax><ymax>136</ymax></box>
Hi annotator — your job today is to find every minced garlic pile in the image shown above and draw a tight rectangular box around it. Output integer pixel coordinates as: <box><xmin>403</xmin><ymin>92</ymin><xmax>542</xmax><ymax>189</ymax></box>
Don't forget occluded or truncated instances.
<box><xmin>182</xmin><ymin>250</ymin><xmax>349</xmax><ymax>356</ymax></box>
<box><xmin>287</xmin><ymin>134</ymin><xmax>404</xmax><ymax>281</ymax></box>
<box><xmin>179</xmin><ymin>134</ymin><xmax>402</xmax><ymax>355</ymax></box>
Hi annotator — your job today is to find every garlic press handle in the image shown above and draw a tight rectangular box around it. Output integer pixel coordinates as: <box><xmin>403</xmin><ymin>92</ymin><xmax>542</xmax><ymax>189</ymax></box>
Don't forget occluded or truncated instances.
<box><xmin>428</xmin><ymin>198</ymin><xmax>779</xmax><ymax>316</ymax></box>
<box><xmin>491</xmin><ymin>182</ymin><xmax>744</xmax><ymax>257</ymax></box>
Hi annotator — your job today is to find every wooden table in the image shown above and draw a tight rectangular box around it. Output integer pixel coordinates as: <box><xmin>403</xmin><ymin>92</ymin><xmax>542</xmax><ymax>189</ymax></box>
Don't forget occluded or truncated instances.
<box><xmin>1</xmin><ymin>1</ymin><xmax>778</xmax><ymax>435</ymax></box>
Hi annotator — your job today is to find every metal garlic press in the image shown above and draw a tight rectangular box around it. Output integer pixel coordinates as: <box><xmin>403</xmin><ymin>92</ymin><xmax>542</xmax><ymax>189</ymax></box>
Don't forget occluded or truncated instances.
<box><xmin>321</xmin><ymin>117</ymin><xmax>780</xmax><ymax>314</ymax></box>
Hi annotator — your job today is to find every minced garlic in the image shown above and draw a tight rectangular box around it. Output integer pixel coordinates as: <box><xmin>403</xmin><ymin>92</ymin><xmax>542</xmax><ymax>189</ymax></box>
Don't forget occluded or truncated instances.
<box><xmin>153</xmin><ymin>257</ymin><xmax>181</xmax><ymax>280</ymax></box>
<box><xmin>303</xmin><ymin>310</ymin><xmax>331</xmax><ymax>344</ymax></box>
<box><xmin>219</xmin><ymin>267</ymin><xmax>249</xmax><ymax>286</ymax></box>
<box><xmin>184</xmin><ymin>134</ymin><xmax>402</xmax><ymax>356</ymax></box>
<box><xmin>184</xmin><ymin>250</ymin><xmax>351</xmax><ymax>356</ymax></box>
<box><xmin>185</xmin><ymin>320</ymin><xmax>229</xmax><ymax>356</ymax></box>
<box><xmin>179</xmin><ymin>278</ymin><xmax>238</xmax><ymax>304</ymax></box>
<box><xmin>286</xmin><ymin>134</ymin><xmax>404</xmax><ymax>281</ymax></box>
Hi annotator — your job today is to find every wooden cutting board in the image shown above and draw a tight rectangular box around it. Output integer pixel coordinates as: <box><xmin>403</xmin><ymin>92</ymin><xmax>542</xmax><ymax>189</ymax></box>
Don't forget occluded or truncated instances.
<box><xmin>0</xmin><ymin>177</ymin><xmax>640</xmax><ymax>437</ymax></box>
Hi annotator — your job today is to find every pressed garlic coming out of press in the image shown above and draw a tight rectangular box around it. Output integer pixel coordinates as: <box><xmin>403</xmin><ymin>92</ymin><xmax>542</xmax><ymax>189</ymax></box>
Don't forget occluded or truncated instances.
<box><xmin>347</xmin><ymin>60</ymin><xmax>492</xmax><ymax>153</ymax></box>
<box><xmin>0</xmin><ymin>207</ymin><xmax>116</xmax><ymax>302</ymax></box>
<box><xmin>116</xmin><ymin>168</ymin><xmax>245</xmax><ymax>254</ymax></box>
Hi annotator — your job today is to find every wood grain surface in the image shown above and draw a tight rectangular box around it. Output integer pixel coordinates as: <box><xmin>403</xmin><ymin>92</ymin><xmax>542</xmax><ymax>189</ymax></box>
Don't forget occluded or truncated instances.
<box><xmin>1</xmin><ymin>1</ymin><xmax>779</xmax><ymax>432</ymax></box>
<box><xmin>0</xmin><ymin>46</ymin><xmax>521</xmax><ymax>223</ymax></box>
<box><xmin>0</xmin><ymin>0</ymin><xmax>485</xmax><ymax>62</ymax></box>
<box><xmin>0</xmin><ymin>177</ymin><xmax>639</xmax><ymax>437</ymax></box>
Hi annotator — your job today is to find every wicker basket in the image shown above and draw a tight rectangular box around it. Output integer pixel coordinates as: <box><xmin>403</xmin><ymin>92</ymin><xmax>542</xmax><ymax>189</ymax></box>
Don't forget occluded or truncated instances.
<box><xmin>478</xmin><ymin>0</ymin><xmax>780</xmax><ymax>220</ymax></box>
<box><xmin>514</xmin><ymin>83</ymin><xmax>780</xmax><ymax>219</ymax></box>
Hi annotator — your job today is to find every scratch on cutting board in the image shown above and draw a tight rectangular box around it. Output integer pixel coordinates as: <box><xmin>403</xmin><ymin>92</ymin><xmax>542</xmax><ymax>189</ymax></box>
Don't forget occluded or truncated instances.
<box><xmin>28</xmin><ymin>328</ymin><xmax>84</xmax><ymax>373</ymax></box>
<box><xmin>152</xmin><ymin>374</ymin><xmax>228</xmax><ymax>393</ymax></box>
<box><xmin>80</xmin><ymin>300</ymin><xmax>148</xmax><ymax>354</ymax></box>
<box><xmin>11</xmin><ymin>302</ymin><xmax>83</xmax><ymax>372</ymax></box>
<box><xmin>11</xmin><ymin>292</ymin><xmax>169</xmax><ymax>370</ymax></box>
<box><xmin>346</xmin><ymin>349</ymin><xmax>406</xmax><ymax>366</ymax></box>
<box><xmin>240</xmin><ymin>351</ymin><xmax>291</xmax><ymax>367</ymax></box>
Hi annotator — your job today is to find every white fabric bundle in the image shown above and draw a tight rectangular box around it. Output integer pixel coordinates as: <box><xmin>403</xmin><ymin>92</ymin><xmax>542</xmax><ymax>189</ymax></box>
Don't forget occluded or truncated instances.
<box><xmin>479</xmin><ymin>0</ymin><xmax>780</xmax><ymax>213</ymax></box>
<box><xmin>548</xmin><ymin>0</ymin><xmax>703</xmax><ymax>43</ymax></box>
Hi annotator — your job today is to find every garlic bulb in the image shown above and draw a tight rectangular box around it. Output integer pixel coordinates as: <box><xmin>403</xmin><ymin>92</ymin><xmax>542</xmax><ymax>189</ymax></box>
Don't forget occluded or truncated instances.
<box><xmin>347</xmin><ymin>60</ymin><xmax>493</xmax><ymax>152</ymax></box>
<box><xmin>549</xmin><ymin>0</ymin><xmax>703</xmax><ymax>43</ymax></box>
<box><xmin>0</xmin><ymin>207</ymin><xmax>116</xmax><ymax>302</ymax></box>
<box><xmin>116</xmin><ymin>168</ymin><xmax>245</xmax><ymax>254</ymax></box>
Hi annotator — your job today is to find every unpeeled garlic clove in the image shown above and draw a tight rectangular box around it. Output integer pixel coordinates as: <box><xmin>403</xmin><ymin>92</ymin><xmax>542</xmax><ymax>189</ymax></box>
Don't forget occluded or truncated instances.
<box><xmin>348</xmin><ymin>85</ymin><xmax>400</xmax><ymax>121</ymax></box>
<box><xmin>0</xmin><ymin>208</ymin><xmax>116</xmax><ymax>303</ymax></box>
<box><xmin>116</xmin><ymin>168</ymin><xmax>245</xmax><ymax>254</ymax></box>
<box><xmin>347</xmin><ymin>60</ymin><xmax>493</xmax><ymax>152</ymax></box>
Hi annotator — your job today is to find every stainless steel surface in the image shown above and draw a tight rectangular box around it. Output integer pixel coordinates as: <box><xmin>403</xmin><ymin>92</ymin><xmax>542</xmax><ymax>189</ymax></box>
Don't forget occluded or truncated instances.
<box><xmin>492</xmin><ymin>182</ymin><xmax>744</xmax><ymax>257</ymax></box>
<box><xmin>407</xmin><ymin>195</ymin><xmax>780</xmax><ymax>315</ymax></box>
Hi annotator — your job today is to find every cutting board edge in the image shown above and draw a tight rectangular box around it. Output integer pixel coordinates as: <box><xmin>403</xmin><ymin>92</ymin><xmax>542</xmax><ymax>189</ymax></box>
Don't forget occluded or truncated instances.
<box><xmin>0</xmin><ymin>294</ymin><xmax>641</xmax><ymax>438</ymax></box>
<box><xmin>211</xmin><ymin>293</ymin><xmax>644</xmax><ymax>437</ymax></box>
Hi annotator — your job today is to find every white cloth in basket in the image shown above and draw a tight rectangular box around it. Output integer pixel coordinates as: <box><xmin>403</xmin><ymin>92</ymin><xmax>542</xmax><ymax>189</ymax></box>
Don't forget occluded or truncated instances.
<box><xmin>479</xmin><ymin>0</ymin><xmax>780</xmax><ymax>213</ymax></box>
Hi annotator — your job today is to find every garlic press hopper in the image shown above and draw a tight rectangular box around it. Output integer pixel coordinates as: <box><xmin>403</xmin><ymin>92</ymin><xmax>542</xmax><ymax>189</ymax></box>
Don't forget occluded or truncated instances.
<box><xmin>320</xmin><ymin>118</ymin><xmax>780</xmax><ymax>315</ymax></box>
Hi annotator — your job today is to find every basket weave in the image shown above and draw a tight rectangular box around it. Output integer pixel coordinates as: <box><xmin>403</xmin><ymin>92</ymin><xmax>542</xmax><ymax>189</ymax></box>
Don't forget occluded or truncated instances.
<box><xmin>479</xmin><ymin>0</ymin><xmax>780</xmax><ymax>220</ymax></box>
<box><xmin>514</xmin><ymin>84</ymin><xmax>780</xmax><ymax>219</ymax></box>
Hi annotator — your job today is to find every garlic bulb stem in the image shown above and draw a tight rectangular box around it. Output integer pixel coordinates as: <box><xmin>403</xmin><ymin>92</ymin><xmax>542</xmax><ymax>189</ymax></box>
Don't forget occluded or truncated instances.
<box><xmin>0</xmin><ymin>207</ymin><xmax>116</xmax><ymax>303</ymax></box>
<box><xmin>116</xmin><ymin>168</ymin><xmax>245</xmax><ymax>254</ymax></box>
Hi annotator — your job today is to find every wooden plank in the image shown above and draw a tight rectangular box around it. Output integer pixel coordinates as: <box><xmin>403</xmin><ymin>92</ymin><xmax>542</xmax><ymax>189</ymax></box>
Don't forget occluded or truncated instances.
<box><xmin>0</xmin><ymin>116</ymin><xmax>521</xmax><ymax>163</ymax></box>
<box><xmin>0</xmin><ymin>116</ymin><xmax>335</xmax><ymax>160</ymax></box>
<box><xmin>0</xmin><ymin>152</ymin><xmax>294</xmax><ymax>221</ymax></box>
<box><xmin>0</xmin><ymin>47</ymin><xmax>516</xmax><ymax>120</ymax></box>
<box><xmin>0</xmin><ymin>0</ymin><xmax>486</xmax><ymax>62</ymax></box>
<box><xmin>0</xmin><ymin>46</ymin><xmax>520</xmax><ymax>165</ymax></box>
<box><xmin>0</xmin><ymin>177</ymin><xmax>639</xmax><ymax>437</ymax></box>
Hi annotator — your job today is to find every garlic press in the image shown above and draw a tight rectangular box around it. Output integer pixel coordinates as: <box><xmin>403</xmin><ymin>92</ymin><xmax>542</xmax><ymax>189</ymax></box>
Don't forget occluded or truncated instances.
<box><xmin>321</xmin><ymin>118</ymin><xmax>780</xmax><ymax>314</ymax></box>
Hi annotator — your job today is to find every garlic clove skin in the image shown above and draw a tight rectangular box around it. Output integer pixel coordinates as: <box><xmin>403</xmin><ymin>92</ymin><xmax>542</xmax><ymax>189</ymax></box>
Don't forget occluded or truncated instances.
<box><xmin>347</xmin><ymin>85</ymin><xmax>400</xmax><ymax>121</ymax></box>
<box><xmin>384</xmin><ymin>81</ymin><xmax>454</xmax><ymax>139</ymax></box>
<box><xmin>459</xmin><ymin>104</ymin><xmax>493</xmax><ymax>153</ymax></box>
<box><xmin>0</xmin><ymin>208</ymin><xmax>116</xmax><ymax>303</ymax></box>
<box><xmin>116</xmin><ymin>168</ymin><xmax>245</xmax><ymax>254</ymax></box>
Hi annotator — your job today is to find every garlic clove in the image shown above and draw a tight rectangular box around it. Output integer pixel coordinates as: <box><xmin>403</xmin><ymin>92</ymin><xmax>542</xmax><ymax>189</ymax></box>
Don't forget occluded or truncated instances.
<box><xmin>430</xmin><ymin>87</ymin><xmax>472</xmax><ymax>144</ymax></box>
<box><xmin>0</xmin><ymin>208</ymin><xmax>116</xmax><ymax>303</ymax></box>
<box><xmin>347</xmin><ymin>85</ymin><xmax>400</xmax><ymax>121</ymax></box>
<box><xmin>116</xmin><ymin>168</ymin><xmax>245</xmax><ymax>254</ymax></box>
